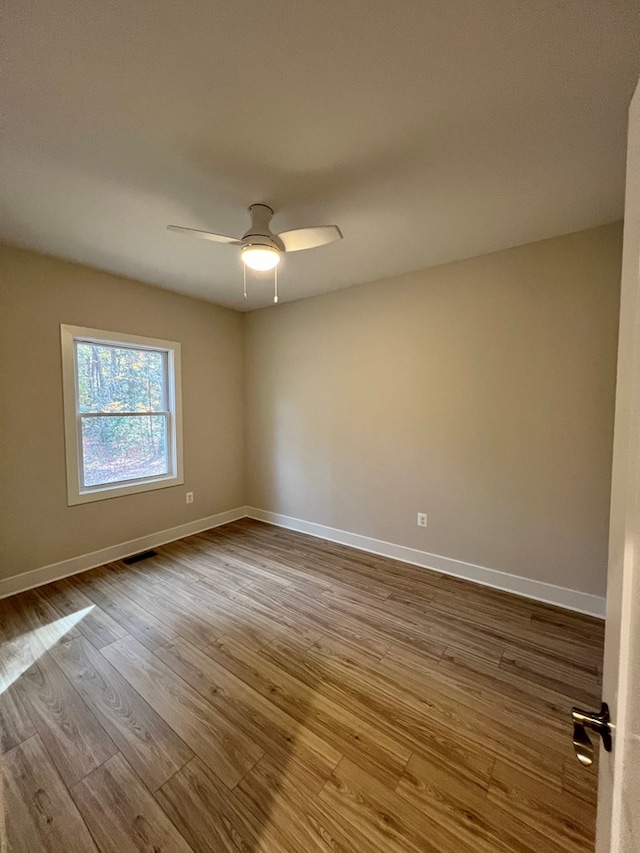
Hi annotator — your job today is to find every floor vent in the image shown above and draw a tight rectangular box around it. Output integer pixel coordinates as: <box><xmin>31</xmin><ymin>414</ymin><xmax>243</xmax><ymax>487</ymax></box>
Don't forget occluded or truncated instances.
<box><xmin>122</xmin><ymin>550</ymin><xmax>158</xmax><ymax>565</ymax></box>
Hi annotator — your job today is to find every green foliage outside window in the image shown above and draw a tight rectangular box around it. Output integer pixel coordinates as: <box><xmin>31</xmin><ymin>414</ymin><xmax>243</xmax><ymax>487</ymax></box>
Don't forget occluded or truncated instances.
<box><xmin>76</xmin><ymin>342</ymin><xmax>169</xmax><ymax>486</ymax></box>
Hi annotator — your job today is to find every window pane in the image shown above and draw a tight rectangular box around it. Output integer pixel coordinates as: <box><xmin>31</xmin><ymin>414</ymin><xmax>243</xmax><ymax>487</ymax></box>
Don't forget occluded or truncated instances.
<box><xmin>81</xmin><ymin>415</ymin><xmax>168</xmax><ymax>487</ymax></box>
<box><xmin>76</xmin><ymin>342</ymin><xmax>166</xmax><ymax>413</ymax></box>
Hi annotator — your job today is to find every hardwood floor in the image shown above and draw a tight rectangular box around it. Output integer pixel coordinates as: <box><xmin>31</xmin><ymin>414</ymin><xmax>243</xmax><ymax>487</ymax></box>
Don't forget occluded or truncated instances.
<box><xmin>0</xmin><ymin>519</ymin><xmax>604</xmax><ymax>852</ymax></box>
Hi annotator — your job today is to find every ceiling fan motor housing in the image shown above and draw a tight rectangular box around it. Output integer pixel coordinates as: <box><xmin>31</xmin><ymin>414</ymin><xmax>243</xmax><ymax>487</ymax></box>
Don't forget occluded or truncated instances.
<box><xmin>242</xmin><ymin>203</ymin><xmax>284</xmax><ymax>251</ymax></box>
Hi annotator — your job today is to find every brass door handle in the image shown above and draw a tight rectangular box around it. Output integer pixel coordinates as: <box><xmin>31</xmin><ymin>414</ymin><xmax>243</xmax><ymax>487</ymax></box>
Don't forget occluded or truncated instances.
<box><xmin>571</xmin><ymin>702</ymin><xmax>612</xmax><ymax>766</ymax></box>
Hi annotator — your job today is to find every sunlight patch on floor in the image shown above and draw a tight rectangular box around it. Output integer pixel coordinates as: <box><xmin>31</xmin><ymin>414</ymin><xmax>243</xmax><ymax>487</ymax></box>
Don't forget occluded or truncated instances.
<box><xmin>0</xmin><ymin>605</ymin><xmax>94</xmax><ymax>693</ymax></box>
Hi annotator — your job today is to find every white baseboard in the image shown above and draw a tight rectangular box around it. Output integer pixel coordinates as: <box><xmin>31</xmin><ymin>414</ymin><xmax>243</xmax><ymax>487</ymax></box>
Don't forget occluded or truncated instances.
<box><xmin>0</xmin><ymin>507</ymin><xmax>249</xmax><ymax>600</ymax></box>
<box><xmin>1</xmin><ymin>504</ymin><xmax>606</xmax><ymax>619</ymax></box>
<box><xmin>246</xmin><ymin>507</ymin><xmax>607</xmax><ymax>619</ymax></box>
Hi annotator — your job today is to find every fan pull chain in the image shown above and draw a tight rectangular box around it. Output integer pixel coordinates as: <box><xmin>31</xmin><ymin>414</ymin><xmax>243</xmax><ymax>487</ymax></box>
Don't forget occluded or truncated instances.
<box><xmin>273</xmin><ymin>265</ymin><xmax>278</xmax><ymax>304</ymax></box>
<box><xmin>243</xmin><ymin>264</ymin><xmax>247</xmax><ymax>301</ymax></box>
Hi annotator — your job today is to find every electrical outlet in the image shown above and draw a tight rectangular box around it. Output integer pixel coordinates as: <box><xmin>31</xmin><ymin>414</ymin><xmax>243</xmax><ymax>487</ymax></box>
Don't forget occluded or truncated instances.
<box><xmin>186</xmin><ymin>492</ymin><xmax>194</xmax><ymax>504</ymax></box>
<box><xmin>417</xmin><ymin>512</ymin><xmax>427</xmax><ymax>527</ymax></box>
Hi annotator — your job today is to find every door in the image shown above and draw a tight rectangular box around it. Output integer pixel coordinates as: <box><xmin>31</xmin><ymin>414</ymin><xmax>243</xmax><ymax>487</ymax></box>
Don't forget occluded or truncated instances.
<box><xmin>596</xmin><ymin>77</ymin><xmax>640</xmax><ymax>853</ymax></box>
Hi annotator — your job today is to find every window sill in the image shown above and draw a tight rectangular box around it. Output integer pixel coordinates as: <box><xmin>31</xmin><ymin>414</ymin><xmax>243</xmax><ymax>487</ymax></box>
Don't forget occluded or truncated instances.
<box><xmin>67</xmin><ymin>473</ymin><xmax>184</xmax><ymax>506</ymax></box>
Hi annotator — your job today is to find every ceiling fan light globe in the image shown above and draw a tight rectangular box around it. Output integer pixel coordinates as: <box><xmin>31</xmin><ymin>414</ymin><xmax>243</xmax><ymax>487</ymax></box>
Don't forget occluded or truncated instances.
<box><xmin>241</xmin><ymin>245</ymin><xmax>280</xmax><ymax>271</ymax></box>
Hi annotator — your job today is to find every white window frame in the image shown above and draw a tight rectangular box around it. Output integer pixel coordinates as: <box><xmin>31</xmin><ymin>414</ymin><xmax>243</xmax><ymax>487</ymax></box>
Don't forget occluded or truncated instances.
<box><xmin>61</xmin><ymin>325</ymin><xmax>184</xmax><ymax>505</ymax></box>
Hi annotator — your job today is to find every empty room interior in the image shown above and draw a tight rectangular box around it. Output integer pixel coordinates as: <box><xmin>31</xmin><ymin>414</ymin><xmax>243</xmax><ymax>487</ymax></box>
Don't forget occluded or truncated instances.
<box><xmin>2</xmin><ymin>2</ymin><xmax>640</xmax><ymax>852</ymax></box>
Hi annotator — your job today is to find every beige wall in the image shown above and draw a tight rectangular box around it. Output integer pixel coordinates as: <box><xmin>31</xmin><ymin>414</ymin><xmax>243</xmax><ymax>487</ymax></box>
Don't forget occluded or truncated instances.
<box><xmin>244</xmin><ymin>224</ymin><xmax>622</xmax><ymax>597</ymax></box>
<box><xmin>0</xmin><ymin>225</ymin><xmax>622</xmax><ymax>596</ymax></box>
<box><xmin>0</xmin><ymin>245</ymin><xmax>245</xmax><ymax>580</ymax></box>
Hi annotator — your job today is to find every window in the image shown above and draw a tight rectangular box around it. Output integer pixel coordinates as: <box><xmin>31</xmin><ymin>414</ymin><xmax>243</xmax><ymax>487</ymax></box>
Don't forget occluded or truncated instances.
<box><xmin>61</xmin><ymin>325</ymin><xmax>183</xmax><ymax>505</ymax></box>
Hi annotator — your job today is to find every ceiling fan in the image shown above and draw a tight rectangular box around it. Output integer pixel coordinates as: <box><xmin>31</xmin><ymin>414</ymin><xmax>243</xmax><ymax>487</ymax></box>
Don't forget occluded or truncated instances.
<box><xmin>167</xmin><ymin>203</ymin><xmax>343</xmax><ymax>273</ymax></box>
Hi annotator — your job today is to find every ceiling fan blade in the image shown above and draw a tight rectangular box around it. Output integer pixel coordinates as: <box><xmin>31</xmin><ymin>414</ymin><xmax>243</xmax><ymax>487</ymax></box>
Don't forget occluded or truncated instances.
<box><xmin>166</xmin><ymin>225</ymin><xmax>242</xmax><ymax>245</ymax></box>
<box><xmin>277</xmin><ymin>225</ymin><xmax>343</xmax><ymax>253</ymax></box>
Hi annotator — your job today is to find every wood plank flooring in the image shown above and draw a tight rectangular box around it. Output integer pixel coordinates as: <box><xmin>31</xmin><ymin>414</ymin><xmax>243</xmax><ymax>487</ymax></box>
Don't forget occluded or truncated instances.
<box><xmin>0</xmin><ymin>519</ymin><xmax>604</xmax><ymax>852</ymax></box>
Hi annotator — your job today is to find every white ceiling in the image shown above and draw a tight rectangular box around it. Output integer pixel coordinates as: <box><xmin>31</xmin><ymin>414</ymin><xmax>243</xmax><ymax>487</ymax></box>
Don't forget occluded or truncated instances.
<box><xmin>2</xmin><ymin>1</ymin><xmax>639</xmax><ymax>311</ymax></box>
